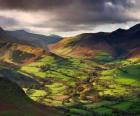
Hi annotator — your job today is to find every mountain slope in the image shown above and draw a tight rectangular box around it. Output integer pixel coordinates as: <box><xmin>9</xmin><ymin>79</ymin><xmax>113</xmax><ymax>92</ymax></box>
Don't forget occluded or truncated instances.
<box><xmin>0</xmin><ymin>28</ymin><xmax>46</xmax><ymax>64</ymax></box>
<box><xmin>49</xmin><ymin>32</ymin><xmax>113</xmax><ymax>57</ymax></box>
<box><xmin>7</xmin><ymin>30</ymin><xmax>62</xmax><ymax>50</ymax></box>
<box><xmin>50</xmin><ymin>23</ymin><xmax>140</xmax><ymax>58</ymax></box>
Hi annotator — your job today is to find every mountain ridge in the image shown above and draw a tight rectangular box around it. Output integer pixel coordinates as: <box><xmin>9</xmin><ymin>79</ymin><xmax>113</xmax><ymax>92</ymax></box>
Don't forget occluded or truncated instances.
<box><xmin>50</xmin><ymin>23</ymin><xmax>140</xmax><ymax>58</ymax></box>
<box><xmin>7</xmin><ymin>29</ymin><xmax>62</xmax><ymax>50</ymax></box>
<box><xmin>0</xmin><ymin>28</ymin><xmax>46</xmax><ymax>64</ymax></box>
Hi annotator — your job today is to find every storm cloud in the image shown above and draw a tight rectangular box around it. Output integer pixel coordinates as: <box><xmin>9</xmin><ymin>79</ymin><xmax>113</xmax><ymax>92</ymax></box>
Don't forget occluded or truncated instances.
<box><xmin>0</xmin><ymin>0</ymin><xmax>140</xmax><ymax>36</ymax></box>
<box><xmin>0</xmin><ymin>0</ymin><xmax>135</xmax><ymax>10</ymax></box>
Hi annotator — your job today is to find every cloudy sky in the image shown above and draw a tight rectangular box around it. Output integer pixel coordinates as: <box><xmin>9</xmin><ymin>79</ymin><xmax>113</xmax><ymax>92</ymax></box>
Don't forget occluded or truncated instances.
<box><xmin>0</xmin><ymin>0</ymin><xmax>140</xmax><ymax>36</ymax></box>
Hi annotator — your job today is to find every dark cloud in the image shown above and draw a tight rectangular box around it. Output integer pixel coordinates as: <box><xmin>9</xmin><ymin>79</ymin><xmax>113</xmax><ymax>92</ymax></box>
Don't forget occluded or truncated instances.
<box><xmin>0</xmin><ymin>0</ymin><xmax>135</xmax><ymax>11</ymax></box>
<box><xmin>0</xmin><ymin>0</ymin><xmax>72</xmax><ymax>10</ymax></box>
<box><xmin>0</xmin><ymin>0</ymin><xmax>139</xmax><ymax>33</ymax></box>
<box><xmin>29</xmin><ymin>0</ymin><xmax>139</xmax><ymax>32</ymax></box>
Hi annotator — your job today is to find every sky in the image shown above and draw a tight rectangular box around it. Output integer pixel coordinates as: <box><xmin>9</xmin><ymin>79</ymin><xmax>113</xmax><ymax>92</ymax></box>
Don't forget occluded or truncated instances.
<box><xmin>0</xmin><ymin>0</ymin><xmax>140</xmax><ymax>36</ymax></box>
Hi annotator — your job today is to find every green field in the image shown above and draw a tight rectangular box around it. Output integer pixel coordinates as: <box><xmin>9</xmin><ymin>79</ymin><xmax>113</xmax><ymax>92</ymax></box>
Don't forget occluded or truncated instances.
<box><xmin>12</xmin><ymin>52</ymin><xmax>140</xmax><ymax>115</ymax></box>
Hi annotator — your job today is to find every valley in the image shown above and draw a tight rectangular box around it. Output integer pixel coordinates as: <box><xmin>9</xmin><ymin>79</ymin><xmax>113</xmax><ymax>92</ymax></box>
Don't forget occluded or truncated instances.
<box><xmin>0</xmin><ymin>24</ymin><xmax>140</xmax><ymax>116</ymax></box>
<box><xmin>19</xmin><ymin>52</ymin><xmax>140</xmax><ymax>115</ymax></box>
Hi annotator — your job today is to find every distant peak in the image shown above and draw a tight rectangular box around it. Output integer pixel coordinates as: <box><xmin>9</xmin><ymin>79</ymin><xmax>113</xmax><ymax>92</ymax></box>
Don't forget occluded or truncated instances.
<box><xmin>128</xmin><ymin>23</ymin><xmax>140</xmax><ymax>31</ymax></box>
<box><xmin>114</xmin><ymin>28</ymin><xmax>126</xmax><ymax>32</ymax></box>
<box><xmin>110</xmin><ymin>28</ymin><xmax>126</xmax><ymax>36</ymax></box>
<box><xmin>0</xmin><ymin>27</ymin><xmax>6</xmax><ymax>34</ymax></box>
<box><xmin>0</xmin><ymin>27</ymin><xmax>4</xmax><ymax>31</ymax></box>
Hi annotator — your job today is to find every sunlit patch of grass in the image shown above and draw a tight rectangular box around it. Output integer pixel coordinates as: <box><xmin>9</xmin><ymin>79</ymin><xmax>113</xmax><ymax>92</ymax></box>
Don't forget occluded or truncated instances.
<box><xmin>23</xmin><ymin>88</ymin><xmax>47</xmax><ymax>101</ymax></box>
<box><xmin>55</xmin><ymin>47</ymin><xmax>73</xmax><ymax>56</ymax></box>
<box><xmin>28</xmin><ymin>62</ymin><xmax>45</xmax><ymax>67</ymax></box>
<box><xmin>31</xmin><ymin>90</ymin><xmax>46</xmax><ymax>97</ymax></box>
<box><xmin>103</xmin><ymin>87</ymin><xmax>127</xmax><ymax>96</ymax></box>
<box><xmin>101</xmin><ymin>68</ymin><xmax>117</xmax><ymax>75</ymax></box>
<box><xmin>21</xmin><ymin>66</ymin><xmax>46</xmax><ymax>78</ymax></box>
<box><xmin>115</xmin><ymin>76</ymin><xmax>138</xmax><ymax>85</ymax></box>
<box><xmin>22</xmin><ymin>66</ymin><xmax>40</xmax><ymax>73</ymax></box>
<box><xmin>45</xmin><ymin>71</ymin><xmax>74</xmax><ymax>81</ymax></box>
<box><xmin>46</xmin><ymin>83</ymin><xmax>65</xmax><ymax>95</ymax></box>
<box><xmin>39</xmin><ymin>55</ymin><xmax>56</xmax><ymax>64</ymax></box>
<box><xmin>115</xmin><ymin>64</ymin><xmax>140</xmax><ymax>86</ymax></box>
<box><xmin>101</xmin><ymin>62</ymin><xmax>140</xmax><ymax>87</ymax></box>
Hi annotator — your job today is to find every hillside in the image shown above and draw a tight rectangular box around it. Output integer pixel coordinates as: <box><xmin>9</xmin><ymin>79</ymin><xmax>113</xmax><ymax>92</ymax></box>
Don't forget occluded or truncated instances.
<box><xmin>49</xmin><ymin>33</ymin><xmax>113</xmax><ymax>57</ymax></box>
<box><xmin>50</xmin><ymin>24</ymin><xmax>140</xmax><ymax>58</ymax></box>
<box><xmin>0</xmin><ymin>77</ymin><xmax>62</xmax><ymax>116</ymax></box>
<box><xmin>0</xmin><ymin>27</ymin><xmax>64</xmax><ymax>116</ymax></box>
<box><xmin>0</xmin><ymin>28</ymin><xmax>46</xmax><ymax>64</ymax></box>
<box><xmin>7</xmin><ymin>30</ymin><xmax>62</xmax><ymax>50</ymax></box>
